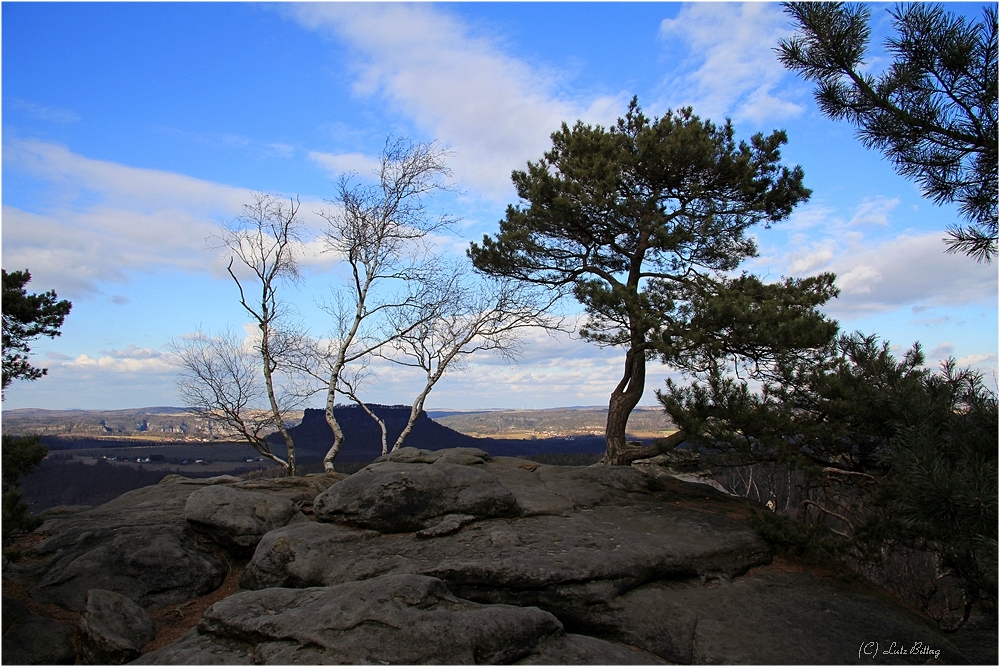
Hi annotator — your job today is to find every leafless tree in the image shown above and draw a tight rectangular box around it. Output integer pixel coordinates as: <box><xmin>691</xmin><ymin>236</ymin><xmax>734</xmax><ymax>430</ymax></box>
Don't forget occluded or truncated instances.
<box><xmin>176</xmin><ymin>192</ymin><xmax>307</xmax><ymax>475</ymax></box>
<box><xmin>173</xmin><ymin>329</ymin><xmax>298</xmax><ymax>472</ymax></box>
<box><xmin>315</xmin><ymin>137</ymin><xmax>455</xmax><ymax>470</ymax></box>
<box><xmin>371</xmin><ymin>266</ymin><xmax>561</xmax><ymax>455</ymax></box>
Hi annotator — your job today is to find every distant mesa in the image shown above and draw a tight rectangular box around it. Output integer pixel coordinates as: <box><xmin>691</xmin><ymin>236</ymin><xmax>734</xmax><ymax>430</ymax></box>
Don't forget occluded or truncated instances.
<box><xmin>271</xmin><ymin>405</ymin><xmax>608</xmax><ymax>463</ymax></box>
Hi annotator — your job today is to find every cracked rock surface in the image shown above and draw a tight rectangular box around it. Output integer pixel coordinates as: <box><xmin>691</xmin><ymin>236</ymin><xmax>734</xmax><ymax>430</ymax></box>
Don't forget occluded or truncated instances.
<box><xmin>135</xmin><ymin>573</ymin><xmax>660</xmax><ymax>665</ymax></box>
<box><xmin>4</xmin><ymin>448</ymin><xmax>976</xmax><ymax>664</ymax></box>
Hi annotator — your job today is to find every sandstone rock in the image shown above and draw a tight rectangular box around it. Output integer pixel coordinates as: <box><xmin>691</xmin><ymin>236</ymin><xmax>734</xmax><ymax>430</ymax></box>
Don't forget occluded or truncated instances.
<box><xmin>1</xmin><ymin>596</ymin><xmax>75</xmax><ymax>665</ymax></box>
<box><xmin>313</xmin><ymin>460</ymin><xmax>520</xmax><ymax>532</ymax></box>
<box><xmin>78</xmin><ymin>588</ymin><xmax>157</xmax><ymax>664</ymax></box>
<box><xmin>582</xmin><ymin>569</ymin><xmax>970</xmax><ymax>664</ymax></box>
<box><xmin>8</xmin><ymin>450</ymin><xmax>980</xmax><ymax>665</ymax></box>
<box><xmin>376</xmin><ymin>445</ymin><xmax>492</xmax><ymax>466</ymax></box>
<box><xmin>11</xmin><ymin>477</ymin><xmax>231</xmax><ymax>611</ymax></box>
<box><xmin>28</xmin><ymin>524</ymin><xmax>227</xmax><ymax>611</ymax></box>
<box><xmin>243</xmin><ymin>497</ymin><xmax>771</xmax><ymax>622</ymax></box>
<box><xmin>185</xmin><ymin>485</ymin><xmax>303</xmax><ymax>555</ymax></box>
<box><xmin>516</xmin><ymin>633</ymin><xmax>666</xmax><ymax>665</ymax></box>
<box><xmin>416</xmin><ymin>512</ymin><xmax>478</xmax><ymax>538</ymax></box>
<box><xmin>138</xmin><ymin>573</ymin><xmax>566</xmax><ymax>664</ymax></box>
<box><xmin>229</xmin><ymin>472</ymin><xmax>343</xmax><ymax>510</ymax></box>
<box><xmin>243</xmin><ymin>455</ymin><xmax>974</xmax><ymax>664</ymax></box>
<box><xmin>130</xmin><ymin>627</ymin><xmax>254</xmax><ymax>665</ymax></box>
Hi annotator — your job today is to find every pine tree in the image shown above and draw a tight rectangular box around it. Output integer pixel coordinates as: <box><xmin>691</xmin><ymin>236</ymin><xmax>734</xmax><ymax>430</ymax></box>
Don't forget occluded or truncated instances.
<box><xmin>470</xmin><ymin>99</ymin><xmax>826</xmax><ymax>464</ymax></box>
<box><xmin>778</xmin><ymin>2</ymin><xmax>998</xmax><ymax>262</ymax></box>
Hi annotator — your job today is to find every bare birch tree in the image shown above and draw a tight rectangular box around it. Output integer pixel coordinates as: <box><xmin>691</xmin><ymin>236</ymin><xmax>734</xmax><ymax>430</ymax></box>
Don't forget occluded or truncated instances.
<box><xmin>175</xmin><ymin>193</ymin><xmax>307</xmax><ymax>475</ymax></box>
<box><xmin>173</xmin><ymin>329</ymin><xmax>296</xmax><ymax>472</ymax></box>
<box><xmin>316</xmin><ymin>137</ymin><xmax>454</xmax><ymax>470</ymax></box>
<box><xmin>369</xmin><ymin>267</ymin><xmax>561</xmax><ymax>455</ymax></box>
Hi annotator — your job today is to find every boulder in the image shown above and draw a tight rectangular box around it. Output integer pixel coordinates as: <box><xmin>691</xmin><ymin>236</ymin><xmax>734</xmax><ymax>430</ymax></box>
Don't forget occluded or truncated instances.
<box><xmin>10</xmin><ymin>476</ymin><xmax>232</xmax><ymax>611</ymax></box>
<box><xmin>78</xmin><ymin>588</ymin><xmax>157</xmax><ymax>664</ymax></box>
<box><xmin>376</xmin><ymin>445</ymin><xmax>492</xmax><ymax>465</ymax></box>
<box><xmin>185</xmin><ymin>485</ymin><xmax>303</xmax><ymax>555</ymax></box>
<box><xmin>313</xmin><ymin>459</ymin><xmax>520</xmax><ymax>532</ymax></box>
<box><xmin>27</xmin><ymin>523</ymin><xmax>227</xmax><ymax>612</ymax></box>
<box><xmin>1</xmin><ymin>596</ymin><xmax>75</xmax><ymax>665</ymax></box>
<box><xmin>10</xmin><ymin>473</ymin><xmax>341</xmax><ymax>612</ymax></box>
<box><xmin>137</xmin><ymin>573</ymin><xmax>569</xmax><ymax>664</ymax></box>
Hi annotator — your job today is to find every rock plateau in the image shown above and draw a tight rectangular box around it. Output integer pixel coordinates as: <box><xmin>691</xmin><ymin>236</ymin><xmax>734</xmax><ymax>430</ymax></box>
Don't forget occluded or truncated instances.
<box><xmin>2</xmin><ymin>447</ymin><xmax>974</xmax><ymax>664</ymax></box>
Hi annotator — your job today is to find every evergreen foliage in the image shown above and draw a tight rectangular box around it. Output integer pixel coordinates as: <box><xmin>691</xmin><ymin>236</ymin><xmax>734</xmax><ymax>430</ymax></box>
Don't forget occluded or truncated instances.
<box><xmin>1</xmin><ymin>269</ymin><xmax>72</xmax><ymax>396</ymax></box>
<box><xmin>662</xmin><ymin>332</ymin><xmax>998</xmax><ymax>628</ymax></box>
<box><xmin>470</xmin><ymin>98</ymin><xmax>821</xmax><ymax>463</ymax></box>
<box><xmin>778</xmin><ymin>2</ymin><xmax>999</xmax><ymax>262</ymax></box>
<box><xmin>2</xmin><ymin>434</ymin><xmax>48</xmax><ymax>543</ymax></box>
<box><xmin>860</xmin><ymin>360</ymin><xmax>998</xmax><ymax>627</ymax></box>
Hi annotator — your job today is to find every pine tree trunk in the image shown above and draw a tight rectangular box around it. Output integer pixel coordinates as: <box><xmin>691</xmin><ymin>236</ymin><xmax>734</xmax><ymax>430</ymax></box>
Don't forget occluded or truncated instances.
<box><xmin>605</xmin><ymin>348</ymin><xmax>649</xmax><ymax>465</ymax></box>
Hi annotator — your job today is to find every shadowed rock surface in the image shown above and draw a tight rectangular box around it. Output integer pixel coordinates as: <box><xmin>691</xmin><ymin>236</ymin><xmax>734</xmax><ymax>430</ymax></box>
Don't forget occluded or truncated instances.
<box><xmin>4</xmin><ymin>473</ymin><xmax>341</xmax><ymax>612</ymax></box>
<box><xmin>135</xmin><ymin>574</ymin><xmax>662</xmax><ymax>665</ymax></box>
<box><xmin>313</xmin><ymin>450</ymin><xmax>521</xmax><ymax>532</ymax></box>
<box><xmin>185</xmin><ymin>485</ymin><xmax>304</xmax><ymax>556</ymax></box>
<box><xmin>2</xmin><ymin>448</ymin><xmax>981</xmax><ymax>664</ymax></box>
<box><xmin>78</xmin><ymin>588</ymin><xmax>157</xmax><ymax>664</ymax></box>
<box><xmin>1</xmin><ymin>596</ymin><xmax>75</xmax><ymax>665</ymax></box>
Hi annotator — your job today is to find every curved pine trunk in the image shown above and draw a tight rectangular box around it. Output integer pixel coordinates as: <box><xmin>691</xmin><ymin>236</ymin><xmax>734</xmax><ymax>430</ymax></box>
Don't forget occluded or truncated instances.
<box><xmin>605</xmin><ymin>347</ymin><xmax>651</xmax><ymax>465</ymax></box>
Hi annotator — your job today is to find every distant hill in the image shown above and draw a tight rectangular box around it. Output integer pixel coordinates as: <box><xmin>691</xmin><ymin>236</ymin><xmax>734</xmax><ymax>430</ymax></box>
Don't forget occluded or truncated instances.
<box><xmin>431</xmin><ymin>406</ymin><xmax>675</xmax><ymax>440</ymax></box>
<box><xmin>272</xmin><ymin>405</ymin><xmax>610</xmax><ymax>463</ymax></box>
<box><xmin>5</xmin><ymin>404</ymin><xmax>672</xmax><ymax>464</ymax></box>
<box><xmin>1</xmin><ymin>406</ymin><xmax>305</xmax><ymax>441</ymax></box>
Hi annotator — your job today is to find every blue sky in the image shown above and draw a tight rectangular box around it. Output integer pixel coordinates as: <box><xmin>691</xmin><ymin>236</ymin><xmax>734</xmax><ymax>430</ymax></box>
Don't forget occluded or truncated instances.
<box><xmin>2</xmin><ymin>2</ymin><xmax>996</xmax><ymax>411</ymax></box>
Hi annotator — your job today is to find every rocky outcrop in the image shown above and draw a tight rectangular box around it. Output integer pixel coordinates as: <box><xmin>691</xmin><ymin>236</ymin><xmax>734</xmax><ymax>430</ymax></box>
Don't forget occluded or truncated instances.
<box><xmin>78</xmin><ymin>588</ymin><xmax>157</xmax><ymax>664</ymax></box>
<box><xmin>5</xmin><ymin>473</ymin><xmax>341</xmax><ymax>612</ymax></box>
<box><xmin>3</xmin><ymin>448</ymin><xmax>979</xmax><ymax>664</ymax></box>
<box><xmin>313</xmin><ymin>449</ymin><xmax>521</xmax><ymax>532</ymax></box>
<box><xmin>184</xmin><ymin>485</ymin><xmax>303</xmax><ymax>555</ymax></box>
<box><xmin>136</xmin><ymin>573</ymin><xmax>663</xmax><ymax>665</ymax></box>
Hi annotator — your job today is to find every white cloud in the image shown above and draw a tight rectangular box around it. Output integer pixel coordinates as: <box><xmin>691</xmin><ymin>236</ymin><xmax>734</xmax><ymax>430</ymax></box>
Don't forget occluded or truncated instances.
<box><xmin>62</xmin><ymin>353</ymin><xmax>177</xmax><ymax>375</ymax></box>
<box><xmin>2</xmin><ymin>139</ymin><xmax>334</xmax><ymax>297</ymax></box>
<box><xmin>837</xmin><ymin>264</ymin><xmax>883</xmax><ymax>295</ymax></box>
<box><xmin>928</xmin><ymin>342</ymin><xmax>955</xmax><ymax>359</ymax></box>
<box><xmin>848</xmin><ymin>196</ymin><xmax>899</xmax><ymax>227</ymax></box>
<box><xmin>823</xmin><ymin>233</ymin><xmax>998</xmax><ymax>318</ymax></box>
<box><xmin>657</xmin><ymin>3</ymin><xmax>802</xmax><ymax>124</ymax></box>
<box><xmin>98</xmin><ymin>345</ymin><xmax>165</xmax><ymax>360</ymax></box>
<box><xmin>955</xmin><ymin>352</ymin><xmax>999</xmax><ymax>369</ymax></box>
<box><xmin>8</xmin><ymin>98</ymin><xmax>81</xmax><ymax>123</ymax></box>
<box><xmin>308</xmin><ymin>150</ymin><xmax>382</xmax><ymax>179</ymax></box>
<box><xmin>288</xmin><ymin>3</ymin><xmax>625</xmax><ymax>200</ymax></box>
<box><xmin>786</xmin><ymin>242</ymin><xmax>835</xmax><ymax>274</ymax></box>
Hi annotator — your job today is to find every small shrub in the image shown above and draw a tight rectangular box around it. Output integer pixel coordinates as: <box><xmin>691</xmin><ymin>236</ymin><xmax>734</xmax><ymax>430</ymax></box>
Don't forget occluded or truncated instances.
<box><xmin>748</xmin><ymin>507</ymin><xmax>851</xmax><ymax>565</ymax></box>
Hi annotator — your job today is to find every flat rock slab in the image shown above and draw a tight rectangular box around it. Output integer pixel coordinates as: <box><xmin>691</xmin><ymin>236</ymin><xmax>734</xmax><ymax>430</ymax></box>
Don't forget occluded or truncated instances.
<box><xmin>584</xmin><ymin>569</ymin><xmax>971</xmax><ymax>664</ymax></box>
<box><xmin>136</xmin><ymin>573</ymin><xmax>583</xmax><ymax>665</ymax></box>
<box><xmin>313</xmin><ymin>460</ymin><xmax>521</xmax><ymax>532</ymax></box>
